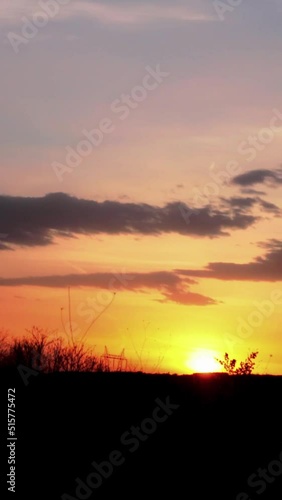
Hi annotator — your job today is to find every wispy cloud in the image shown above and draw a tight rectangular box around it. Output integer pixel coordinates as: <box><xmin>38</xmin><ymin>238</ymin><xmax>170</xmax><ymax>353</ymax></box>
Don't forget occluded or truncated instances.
<box><xmin>0</xmin><ymin>270</ymin><xmax>217</xmax><ymax>306</ymax></box>
<box><xmin>1</xmin><ymin>0</ymin><xmax>215</xmax><ymax>26</ymax></box>
<box><xmin>68</xmin><ymin>1</ymin><xmax>215</xmax><ymax>25</ymax></box>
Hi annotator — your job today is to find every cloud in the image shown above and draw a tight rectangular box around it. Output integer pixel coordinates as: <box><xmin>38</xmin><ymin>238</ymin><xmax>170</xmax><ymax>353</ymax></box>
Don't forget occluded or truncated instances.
<box><xmin>223</xmin><ymin>197</ymin><xmax>257</xmax><ymax>210</ymax></box>
<box><xmin>69</xmin><ymin>1</ymin><xmax>214</xmax><ymax>25</ymax></box>
<box><xmin>156</xmin><ymin>288</ymin><xmax>217</xmax><ymax>306</ymax></box>
<box><xmin>241</xmin><ymin>188</ymin><xmax>267</xmax><ymax>196</ymax></box>
<box><xmin>0</xmin><ymin>242</ymin><xmax>11</xmax><ymax>251</ymax></box>
<box><xmin>232</xmin><ymin>168</ymin><xmax>282</xmax><ymax>187</ymax></box>
<box><xmin>0</xmin><ymin>270</ymin><xmax>217</xmax><ymax>306</ymax></box>
<box><xmin>0</xmin><ymin>192</ymin><xmax>259</xmax><ymax>250</ymax></box>
<box><xmin>176</xmin><ymin>240</ymin><xmax>282</xmax><ymax>282</ymax></box>
<box><xmin>222</xmin><ymin>196</ymin><xmax>281</xmax><ymax>215</ymax></box>
<box><xmin>258</xmin><ymin>199</ymin><xmax>281</xmax><ymax>215</ymax></box>
<box><xmin>1</xmin><ymin>0</ymin><xmax>215</xmax><ymax>26</ymax></box>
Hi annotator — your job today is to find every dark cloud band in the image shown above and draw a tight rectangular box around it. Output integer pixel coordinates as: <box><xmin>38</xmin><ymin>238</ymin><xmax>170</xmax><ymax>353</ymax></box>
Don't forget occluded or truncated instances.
<box><xmin>0</xmin><ymin>192</ymin><xmax>258</xmax><ymax>250</ymax></box>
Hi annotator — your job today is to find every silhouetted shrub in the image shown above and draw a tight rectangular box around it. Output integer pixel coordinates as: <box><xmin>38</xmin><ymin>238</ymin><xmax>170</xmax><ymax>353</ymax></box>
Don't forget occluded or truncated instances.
<box><xmin>215</xmin><ymin>351</ymin><xmax>259</xmax><ymax>375</ymax></box>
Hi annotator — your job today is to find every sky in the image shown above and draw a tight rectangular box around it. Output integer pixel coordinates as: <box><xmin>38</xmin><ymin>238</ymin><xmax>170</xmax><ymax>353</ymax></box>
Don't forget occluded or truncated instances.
<box><xmin>1</xmin><ymin>0</ymin><xmax>282</xmax><ymax>374</ymax></box>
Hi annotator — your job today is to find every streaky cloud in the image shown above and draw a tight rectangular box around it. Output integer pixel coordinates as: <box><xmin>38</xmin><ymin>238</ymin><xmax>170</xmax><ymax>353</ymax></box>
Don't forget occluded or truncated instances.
<box><xmin>0</xmin><ymin>270</ymin><xmax>218</xmax><ymax>306</ymax></box>
<box><xmin>176</xmin><ymin>240</ymin><xmax>282</xmax><ymax>282</ymax></box>
<box><xmin>0</xmin><ymin>192</ymin><xmax>259</xmax><ymax>250</ymax></box>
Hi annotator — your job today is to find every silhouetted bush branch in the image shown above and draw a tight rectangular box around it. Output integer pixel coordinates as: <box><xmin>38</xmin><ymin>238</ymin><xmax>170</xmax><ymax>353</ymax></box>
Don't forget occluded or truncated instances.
<box><xmin>215</xmin><ymin>351</ymin><xmax>259</xmax><ymax>375</ymax></box>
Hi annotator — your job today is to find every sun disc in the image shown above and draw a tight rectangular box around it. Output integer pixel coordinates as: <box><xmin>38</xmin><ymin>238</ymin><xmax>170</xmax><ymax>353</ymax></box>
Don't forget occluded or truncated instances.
<box><xmin>187</xmin><ymin>350</ymin><xmax>219</xmax><ymax>373</ymax></box>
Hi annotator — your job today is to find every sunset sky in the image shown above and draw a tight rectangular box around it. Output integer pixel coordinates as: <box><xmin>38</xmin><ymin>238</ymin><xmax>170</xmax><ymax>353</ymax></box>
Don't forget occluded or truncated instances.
<box><xmin>1</xmin><ymin>0</ymin><xmax>282</xmax><ymax>374</ymax></box>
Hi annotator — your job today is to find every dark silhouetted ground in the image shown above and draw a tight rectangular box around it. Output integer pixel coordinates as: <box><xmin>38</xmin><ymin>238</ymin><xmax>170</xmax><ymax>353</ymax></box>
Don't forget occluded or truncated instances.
<box><xmin>2</xmin><ymin>369</ymin><xmax>282</xmax><ymax>499</ymax></box>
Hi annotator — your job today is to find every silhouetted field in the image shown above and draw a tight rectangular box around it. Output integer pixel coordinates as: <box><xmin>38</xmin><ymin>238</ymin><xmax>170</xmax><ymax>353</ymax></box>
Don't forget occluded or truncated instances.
<box><xmin>2</xmin><ymin>368</ymin><xmax>282</xmax><ymax>500</ymax></box>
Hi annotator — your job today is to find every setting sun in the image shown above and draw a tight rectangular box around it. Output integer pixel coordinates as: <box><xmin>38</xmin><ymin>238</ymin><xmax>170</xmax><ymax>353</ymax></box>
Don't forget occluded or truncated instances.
<box><xmin>187</xmin><ymin>350</ymin><xmax>221</xmax><ymax>373</ymax></box>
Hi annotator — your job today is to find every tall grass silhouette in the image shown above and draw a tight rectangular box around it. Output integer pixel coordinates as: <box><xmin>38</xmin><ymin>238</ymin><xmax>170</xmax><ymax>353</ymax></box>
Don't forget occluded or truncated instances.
<box><xmin>0</xmin><ymin>326</ymin><xmax>106</xmax><ymax>372</ymax></box>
